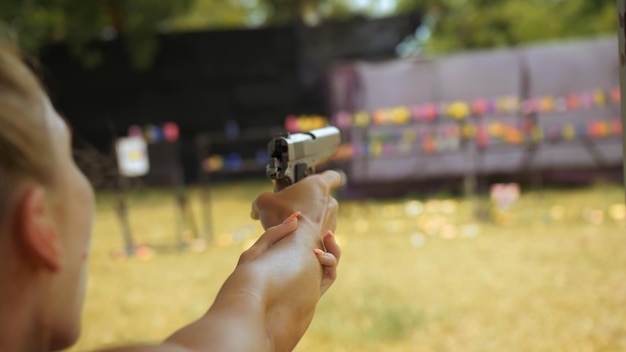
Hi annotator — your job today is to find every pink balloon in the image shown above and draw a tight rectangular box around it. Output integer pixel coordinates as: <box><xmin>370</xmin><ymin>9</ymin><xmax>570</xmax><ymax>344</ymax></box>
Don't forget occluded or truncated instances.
<box><xmin>163</xmin><ymin>122</ymin><xmax>179</xmax><ymax>142</ymax></box>
<box><xmin>285</xmin><ymin>115</ymin><xmax>299</xmax><ymax>133</ymax></box>
<box><xmin>128</xmin><ymin>125</ymin><xmax>143</xmax><ymax>138</ymax></box>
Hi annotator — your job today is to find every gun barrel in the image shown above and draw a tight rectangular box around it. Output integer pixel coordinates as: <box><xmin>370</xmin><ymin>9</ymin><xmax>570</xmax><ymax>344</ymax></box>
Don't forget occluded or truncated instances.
<box><xmin>288</xmin><ymin>126</ymin><xmax>341</xmax><ymax>160</ymax></box>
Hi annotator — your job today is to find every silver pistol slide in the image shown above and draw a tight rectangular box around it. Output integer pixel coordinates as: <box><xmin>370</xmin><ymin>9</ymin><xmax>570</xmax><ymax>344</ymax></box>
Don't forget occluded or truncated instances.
<box><xmin>266</xmin><ymin>126</ymin><xmax>341</xmax><ymax>191</ymax></box>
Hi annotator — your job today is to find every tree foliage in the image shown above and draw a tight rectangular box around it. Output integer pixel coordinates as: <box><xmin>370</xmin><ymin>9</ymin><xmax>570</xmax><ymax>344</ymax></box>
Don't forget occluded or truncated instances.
<box><xmin>165</xmin><ymin>0</ymin><xmax>264</xmax><ymax>30</ymax></box>
<box><xmin>0</xmin><ymin>0</ymin><xmax>191</xmax><ymax>68</ymax></box>
<box><xmin>0</xmin><ymin>0</ymin><xmax>619</xmax><ymax>68</ymax></box>
<box><xmin>398</xmin><ymin>0</ymin><xmax>617</xmax><ymax>54</ymax></box>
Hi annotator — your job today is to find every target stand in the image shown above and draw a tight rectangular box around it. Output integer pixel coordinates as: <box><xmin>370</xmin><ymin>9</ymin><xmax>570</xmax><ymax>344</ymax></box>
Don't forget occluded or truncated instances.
<box><xmin>113</xmin><ymin>124</ymin><xmax>199</xmax><ymax>259</ymax></box>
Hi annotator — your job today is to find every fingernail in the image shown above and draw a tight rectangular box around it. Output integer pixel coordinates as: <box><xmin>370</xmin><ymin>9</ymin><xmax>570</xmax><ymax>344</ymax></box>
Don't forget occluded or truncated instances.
<box><xmin>313</xmin><ymin>248</ymin><xmax>325</xmax><ymax>256</ymax></box>
<box><xmin>325</xmin><ymin>230</ymin><xmax>334</xmax><ymax>238</ymax></box>
<box><xmin>282</xmin><ymin>211</ymin><xmax>301</xmax><ymax>224</ymax></box>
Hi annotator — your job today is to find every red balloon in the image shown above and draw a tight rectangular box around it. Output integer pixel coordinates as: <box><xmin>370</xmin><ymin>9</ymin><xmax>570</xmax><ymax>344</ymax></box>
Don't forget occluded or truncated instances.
<box><xmin>163</xmin><ymin>122</ymin><xmax>179</xmax><ymax>142</ymax></box>
<box><xmin>472</xmin><ymin>99</ymin><xmax>488</xmax><ymax>116</ymax></box>
<box><xmin>285</xmin><ymin>115</ymin><xmax>299</xmax><ymax>133</ymax></box>
<box><xmin>476</xmin><ymin>124</ymin><xmax>489</xmax><ymax>148</ymax></box>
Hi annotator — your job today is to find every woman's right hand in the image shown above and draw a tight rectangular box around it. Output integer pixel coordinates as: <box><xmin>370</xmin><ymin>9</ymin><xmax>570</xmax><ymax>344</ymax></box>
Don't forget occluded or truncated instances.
<box><xmin>250</xmin><ymin>170</ymin><xmax>343</xmax><ymax>239</ymax></box>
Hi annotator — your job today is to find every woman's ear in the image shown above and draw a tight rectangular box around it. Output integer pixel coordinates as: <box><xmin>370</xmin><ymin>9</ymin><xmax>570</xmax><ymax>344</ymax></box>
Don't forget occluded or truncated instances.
<box><xmin>14</xmin><ymin>187</ymin><xmax>62</xmax><ymax>273</ymax></box>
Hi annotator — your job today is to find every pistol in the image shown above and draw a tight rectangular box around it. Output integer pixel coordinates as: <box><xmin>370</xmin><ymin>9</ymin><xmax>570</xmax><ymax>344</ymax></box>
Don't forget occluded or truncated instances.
<box><xmin>266</xmin><ymin>126</ymin><xmax>341</xmax><ymax>191</ymax></box>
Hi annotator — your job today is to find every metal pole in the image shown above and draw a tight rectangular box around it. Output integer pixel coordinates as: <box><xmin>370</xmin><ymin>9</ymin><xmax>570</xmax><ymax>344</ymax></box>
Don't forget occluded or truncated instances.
<box><xmin>618</xmin><ymin>0</ymin><xmax>626</xmax><ymax>200</ymax></box>
<box><xmin>115</xmin><ymin>176</ymin><xmax>135</xmax><ymax>256</ymax></box>
<box><xmin>195</xmin><ymin>134</ymin><xmax>214</xmax><ymax>243</ymax></box>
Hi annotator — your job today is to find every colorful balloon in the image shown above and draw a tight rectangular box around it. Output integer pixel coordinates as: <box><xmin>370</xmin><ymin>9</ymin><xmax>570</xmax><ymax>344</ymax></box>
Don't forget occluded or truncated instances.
<box><xmin>128</xmin><ymin>125</ymin><xmax>143</xmax><ymax>138</ymax></box>
<box><xmin>334</xmin><ymin>111</ymin><xmax>352</xmax><ymax>129</ymax></box>
<box><xmin>163</xmin><ymin>122</ymin><xmax>179</xmax><ymax>142</ymax></box>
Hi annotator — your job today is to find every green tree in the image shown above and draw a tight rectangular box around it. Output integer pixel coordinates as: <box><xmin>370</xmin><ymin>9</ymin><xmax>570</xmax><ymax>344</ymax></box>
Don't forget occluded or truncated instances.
<box><xmin>0</xmin><ymin>0</ymin><xmax>357</xmax><ymax>67</ymax></box>
<box><xmin>2</xmin><ymin>0</ymin><xmax>617</xmax><ymax>68</ymax></box>
<box><xmin>395</xmin><ymin>0</ymin><xmax>617</xmax><ymax>54</ymax></box>
<box><xmin>0</xmin><ymin>0</ymin><xmax>192</xmax><ymax>68</ymax></box>
<box><xmin>165</xmin><ymin>0</ymin><xmax>265</xmax><ymax>30</ymax></box>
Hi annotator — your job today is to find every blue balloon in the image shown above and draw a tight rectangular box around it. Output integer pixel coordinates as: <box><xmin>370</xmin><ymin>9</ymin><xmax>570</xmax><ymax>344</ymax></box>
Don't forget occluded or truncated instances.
<box><xmin>255</xmin><ymin>150</ymin><xmax>268</xmax><ymax>165</ymax></box>
<box><xmin>145</xmin><ymin>125</ymin><xmax>163</xmax><ymax>143</ymax></box>
<box><xmin>153</xmin><ymin>127</ymin><xmax>164</xmax><ymax>142</ymax></box>
<box><xmin>225</xmin><ymin>153</ymin><xmax>243</xmax><ymax>170</ymax></box>
<box><xmin>361</xmin><ymin>143</ymin><xmax>370</xmax><ymax>156</ymax></box>
<box><xmin>225</xmin><ymin>120</ymin><xmax>240</xmax><ymax>139</ymax></box>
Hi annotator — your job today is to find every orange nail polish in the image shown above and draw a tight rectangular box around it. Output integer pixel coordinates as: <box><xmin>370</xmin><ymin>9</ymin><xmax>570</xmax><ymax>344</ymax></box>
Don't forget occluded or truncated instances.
<box><xmin>282</xmin><ymin>211</ymin><xmax>301</xmax><ymax>224</ymax></box>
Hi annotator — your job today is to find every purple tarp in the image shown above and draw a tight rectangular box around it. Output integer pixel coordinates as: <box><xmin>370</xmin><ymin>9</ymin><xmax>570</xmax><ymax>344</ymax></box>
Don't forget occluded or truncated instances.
<box><xmin>328</xmin><ymin>37</ymin><xmax>622</xmax><ymax>184</ymax></box>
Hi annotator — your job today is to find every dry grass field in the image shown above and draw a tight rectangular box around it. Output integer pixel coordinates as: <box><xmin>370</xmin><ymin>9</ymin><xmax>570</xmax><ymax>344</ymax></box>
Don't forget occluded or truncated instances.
<box><xmin>69</xmin><ymin>180</ymin><xmax>626</xmax><ymax>352</ymax></box>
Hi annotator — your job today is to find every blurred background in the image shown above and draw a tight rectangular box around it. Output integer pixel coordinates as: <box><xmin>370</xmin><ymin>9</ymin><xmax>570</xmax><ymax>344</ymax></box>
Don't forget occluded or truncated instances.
<box><xmin>3</xmin><ymin>0</ymin><xmax>626</xmax><ymax>351</ymax></box>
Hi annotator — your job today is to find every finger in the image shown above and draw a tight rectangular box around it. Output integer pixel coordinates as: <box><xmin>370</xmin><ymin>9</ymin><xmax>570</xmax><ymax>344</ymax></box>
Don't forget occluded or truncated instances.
<box><xmin>250</xmin><ymin>203</ymin><xmax>260</xmax><ymax>220</ymax></box>
<box><xmin>313</xmin><ymin>249</ymin><xmax>337</xmax><ymax>267</ymax></box>
<box><xmin>250</xmin><ymin>192</ymin><xmax>272</xmax><ymax>220</ymax></box>
<box><xmin>325</xmin><ymin>197</ymin><xmax>338</xmax><ymax>233</ymax></box>
<box><xmin>318</xmin><ymin>170</ymin><xmax>344</xmax><ymax>191</ymax></box>
<box><xmin>323</xmin><ymin>265</ymin><xmax>337</xmax><ymax>283</ymax></box>
<box><xmin>246</xmin><ymin>212</ymin><xmax>300</xmax><ymax>260</ymax></box>
<box><xmin>240</xmin><ymin>217</ymin><xmax>297</xmax><ymax>265</ymax></box>
<box><xmin>323</xmin><ymin>230</ymin><xmax>341</xmax><ymax>264</ymax></box>
<box><xmin>257</xmin><ymin>212</ymin><xmax>300</xmax><ymax>248</ymax></box>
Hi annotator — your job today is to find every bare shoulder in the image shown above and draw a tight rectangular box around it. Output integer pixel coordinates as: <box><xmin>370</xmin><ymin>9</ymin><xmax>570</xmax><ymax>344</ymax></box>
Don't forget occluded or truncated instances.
<box><xmin>97</xmin><ymin>342</ymin><xmax>194</xmax><ymax>352</ymax></box>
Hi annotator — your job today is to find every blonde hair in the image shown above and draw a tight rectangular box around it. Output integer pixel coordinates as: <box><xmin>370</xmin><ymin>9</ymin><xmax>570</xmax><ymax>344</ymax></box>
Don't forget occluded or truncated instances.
<box><xmin>0</xmin><ymin>41</ymin><xmax>55</xmax><ymax>226</ymax></box>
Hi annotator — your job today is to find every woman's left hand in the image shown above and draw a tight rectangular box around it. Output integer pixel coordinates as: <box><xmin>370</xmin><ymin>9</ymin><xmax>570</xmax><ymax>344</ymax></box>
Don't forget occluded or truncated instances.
<box><xmin>314</xmin><ymin>230</ymin><xmax>341</xmax><ymax>296</ymax></box>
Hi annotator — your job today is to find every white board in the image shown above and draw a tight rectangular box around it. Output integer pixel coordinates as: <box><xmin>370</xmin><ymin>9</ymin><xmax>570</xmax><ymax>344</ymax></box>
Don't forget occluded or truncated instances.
<box><xmin>116</xmin><ymin>137</ymin><xmax>150</xmax><ymax>177</ymax></box>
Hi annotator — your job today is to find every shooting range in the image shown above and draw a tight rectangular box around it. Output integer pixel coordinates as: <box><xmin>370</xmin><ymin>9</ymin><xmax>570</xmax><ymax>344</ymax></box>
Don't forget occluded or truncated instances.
<box><xmin>17</xmin><ymin>1</ymin><xmax>626</xmax><ymax>351</ymax></box>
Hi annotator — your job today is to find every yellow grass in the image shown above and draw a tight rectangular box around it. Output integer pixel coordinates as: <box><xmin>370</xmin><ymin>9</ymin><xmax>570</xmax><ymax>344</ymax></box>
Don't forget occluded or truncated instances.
<box><xmin>70</xmin><ymin>180</ymin><xmax>626</xmax><ymax>352</ymax></box>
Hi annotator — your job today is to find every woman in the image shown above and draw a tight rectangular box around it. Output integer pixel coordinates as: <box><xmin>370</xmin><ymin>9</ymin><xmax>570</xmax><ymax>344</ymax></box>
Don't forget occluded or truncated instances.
<box><xmin>0</xmin><ymin>41</ymin><xmax>342</xmax><ymax>351</ymax></box>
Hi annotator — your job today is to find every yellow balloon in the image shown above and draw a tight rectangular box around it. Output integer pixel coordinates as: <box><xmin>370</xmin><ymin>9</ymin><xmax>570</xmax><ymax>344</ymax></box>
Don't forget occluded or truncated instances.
<box><xmin>488</xmin><ymin>122</ymin><xmax>504</xmax><ymax>136</ymax></box>
<box><xmin>540</xmin><ymin>96</ymin><xmax>555</xmax><ymax>112</ymax></box>
<box><xmin>391</xmin><ymin>107</ymin><xmax>410</xmax><ymax>124</ymax></box>
<box><xmin>370</xmin><ymin>141</ymin><xmax>383</xmax><ymax>157</ymax></box>
<box><xmin>562</xmin><ymin>124</ymin><xmax>575</xmax><ymax>140</ymax></box>
<box><xmin>462</xmin><ymin>124</ymin><xmax>477</xmax><ymax>138</ymax></box>
<box><xmin>448</xmin><ymin>101</ymin><xmax>470</xmax><ymax>120</ymax></box>
<box><xmin>593</xmin><ymin>90</ymin><xmax>606</xmax><ymax>107</ymax></box>
<box><xmin>204</xmin><ymin>155</ymin><xmax>224</xmax><ymax>172</ymax></box>
<box><xmin>354</xmin><ymin>111</ymin><xmax>370</xmax><ymax>127</ymax></box>
<box><xmin>531</xmin><ymin>126</ymin><xmax>544</xmax><ymax>142</ymax></box>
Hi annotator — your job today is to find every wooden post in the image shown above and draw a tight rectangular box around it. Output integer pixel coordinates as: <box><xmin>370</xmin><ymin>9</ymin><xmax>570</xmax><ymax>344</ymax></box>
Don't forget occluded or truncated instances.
<box><xmin>115</xmin><ymin>176</ymin><xmax>135</xmax><ymax>256</ymax></box>
<box><xmin>195</xmin><ymin>134</ymin><xmax>214</xmax><ymax>244</ymax></box>
<box><xmin>173</xmin><ymin>168</ymin><xmax>198</xmax><ymax>251</ymax></box>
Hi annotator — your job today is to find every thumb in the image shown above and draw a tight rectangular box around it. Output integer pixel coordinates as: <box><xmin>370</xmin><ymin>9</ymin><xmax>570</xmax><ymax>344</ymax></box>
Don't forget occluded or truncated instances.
<box><xmin>250</xmin><ymin>203</ymin><xmax>260</xmax><ymax>220</ymax></box>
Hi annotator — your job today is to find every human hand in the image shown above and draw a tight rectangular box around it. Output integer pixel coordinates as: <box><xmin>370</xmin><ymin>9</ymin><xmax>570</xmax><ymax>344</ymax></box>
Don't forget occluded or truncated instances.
<box><xmin>237</xmin><ymin>211</ymin><xmax>300</xmax><ymax>267</ymax></box>
<box><xmin>314</xmin><ymin>230</ymin><xmax>342</xmax><ymax>296</ymax></box>
<box><xmin>230</xmin><ymin>172</ymin><xmax>344</xmax><ymax>351</ymax></box>
<box><xmin>250</xmin><ymin>170</ymin><xmax>343</xmax><ymax>236</ymax></box>
<box><xmin>238</xmin><ymin>212</ymin><xmax>341</xmax><ymax>297</ymax></box>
